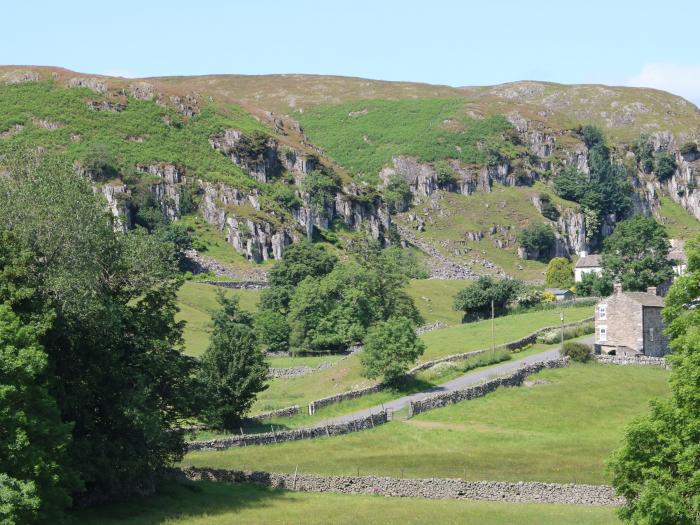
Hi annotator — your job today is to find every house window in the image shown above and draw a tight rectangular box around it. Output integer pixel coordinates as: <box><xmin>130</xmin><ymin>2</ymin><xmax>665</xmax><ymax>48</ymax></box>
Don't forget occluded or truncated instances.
<box><xmin>599</xmin><ymin>325</ymin><xmax>607</xmax><ymax>342</ymax></box>
<box><xmin>598</xmin><ymin>304</ymin><xmax>607</xmax><ymax>320</ymax></box>
<box><xmin>649</xmin><ymin>327</ymin><xmax>655</xmax><ymax>342</ymax></box>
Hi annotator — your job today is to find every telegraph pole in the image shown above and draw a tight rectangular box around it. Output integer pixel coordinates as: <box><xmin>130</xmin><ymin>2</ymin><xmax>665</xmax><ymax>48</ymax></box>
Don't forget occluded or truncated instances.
<box><xmin>560</xmin><ymin>310</ymin><xmax>565</xmax><ymax>348</ymax></box>
<box><xmin>491</xmin><ymin>299</ymin><xmax>495</xmax><ymax>355</ymax></box>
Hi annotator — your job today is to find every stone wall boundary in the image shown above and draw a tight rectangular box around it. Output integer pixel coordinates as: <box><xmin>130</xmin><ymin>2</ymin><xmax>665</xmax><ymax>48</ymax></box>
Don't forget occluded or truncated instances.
<box><xmin>308</xmin><ymin>384</ymin><xmax>383</xmax><ymax>415</ymax></box>
<box><xmin>199</xmin><ymin>280</ymin><xmax>269</xmax><ymax>289</ymax></box>
<box><xmin>594</xmin><ymin>355</ymin><xmax>671</xmax><ymax>369</ymax></box>
<box><xmin>187</xmin><ymin>411</ymin><xmax>388</xmax><ymax>452</ymax></box>
<box><xmin>168</xmin><ymin>466</ymin><xmax>624</xmax><ymax>506</ymax></box>
<box><xmin>408</xmin><ymin>358</ymin><xmax>569</xmax><ymax>417</ymax></box>
<box><xmin>408</xmin><ymin>317</ymin><xmax>592</xmax><ymax>375</ymax></box>
<box><xmin>245</xmin><ymin>405</ymin><xmax>300</xmax><ymax>423</ymax></box>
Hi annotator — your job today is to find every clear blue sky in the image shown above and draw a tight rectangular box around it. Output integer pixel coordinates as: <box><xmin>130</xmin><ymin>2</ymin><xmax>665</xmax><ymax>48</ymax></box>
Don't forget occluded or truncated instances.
<box><xmin>3</xmin><ymin>0</ymin><xmax>700</xmax><ymax>103</ymax></box>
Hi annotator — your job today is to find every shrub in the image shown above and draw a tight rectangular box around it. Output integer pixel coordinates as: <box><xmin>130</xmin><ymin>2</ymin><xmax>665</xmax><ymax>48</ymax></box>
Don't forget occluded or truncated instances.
<box><xmin>539</xmin><ymin>193</ymin><xmax>560</xmax><ymax>221</ymax></box>
<box><xmin>517</xmin><ymin>223</ymin><xmax>555</xmax><ymax>261</ymax></box>
<box><xmin>360</xmin><ymin>317</ymin><xmax>426</xmax><ymax>385</ymax></box>
<box><xmin>654</xmin><ymin>151</ymin><xmax>677</xmax><ymax>182</ymax></box>
<box><xmin>561</xmin><ymin>341</ymin><xmax>592</xmax><ymax>362</ymax></box>
<box><xmin>679</xmin><ymin>141</ymin><xmax>698</xmax><ymax>157</ymax></box>
<box><xmin>382</xmin><ymin>175</ymin><xmax>412</xmax><ymax>213</ymax></box>
<box><xmin>545</xmin><ymin>257</ymin><xmax>574</xmax><ymax>288</ymax></box>
<box><xmin>453</xmin><ymin>276</ymin><xmax>521</xmax><ymax>320</ymax></box>
<box><xmin>536</xmin><ymin>330</ymin><xmax>561</xmax><ymax>345</ymax></box>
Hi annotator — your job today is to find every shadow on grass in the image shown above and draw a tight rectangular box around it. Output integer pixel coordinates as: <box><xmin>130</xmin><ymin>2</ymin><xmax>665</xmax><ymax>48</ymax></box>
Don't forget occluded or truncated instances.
<box><xmin>69</xmin><ymin>480</ymin><xmax>287</xmax><ymax>525</ymax></box>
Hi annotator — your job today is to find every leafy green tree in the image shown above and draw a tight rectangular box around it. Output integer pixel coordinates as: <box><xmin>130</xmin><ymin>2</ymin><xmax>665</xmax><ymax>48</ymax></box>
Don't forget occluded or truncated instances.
<box><xmin>0</xmin><ymin>151</ymin><xmax>198</xmax><ymax>502</ymax></box>
<box><xmin>601</xmin><ymin>215</ymin><xmax>674</xmax><ymax>291</ymax></box>
<box><xmin>654</xmin><ymin>151</ymin><xmax>677</xmax><ymax>182</ymax></box>
<box><xmin>538</xmin><ymin>193</ymin><xmax>560</xmax><ymax>221</ymax></box>
<box><xmin>545</xmin><ymin>257</ymin><xmax>574</xmax><ymax>289</ymax></box>
<box><xmin>575</xmin><ymin>271</ymin><xmax>613</xmax><ymax>297</ymax></box>
<box><xmin>199</xmin><ymin>294</ymin><xmax>269</xmax><ymax>430</ymax></box>
<box><xmin>300</xmin><ymin>170</ymin><xmax>340</xmax><ymax>215</ymax></box>
<box><xmin>0</xmin><ymin>305</ymin><xmax>75</xmax><ymax>524</ymax></box>
<box><xmin>254</xmin><ymin>309</ymin><xmax>290</xmax><ymax>353</ymax></box>
<box><xmin>609</xmin><ymin>236</ymin><xmax>700</xmax><ymax>524</ymax></box>
<box><xmin>360</xmin><ymin>317</ymin><xmax>426</xmax><ymax>385</ymax></box>
<box><xmin>517</xmin><ymin>223</ymin><xmax>556</xmax><ymax>261</ymax></box>
<box><xmin>453</xmin><ymin>277</ymin><xmax>521</xmax><ymax>320</ymax></box>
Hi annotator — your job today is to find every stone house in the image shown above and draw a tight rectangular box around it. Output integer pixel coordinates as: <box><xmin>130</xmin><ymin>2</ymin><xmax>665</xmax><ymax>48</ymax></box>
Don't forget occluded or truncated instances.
<box><xmin>594</xmin><ymin>283</ymin><xmax>669</xmax><ymax>357</ymax></box>
<box><xmin>574</xmin><ymin>252</ymin><xmax>602</xmax><ymax>282</ymax></box>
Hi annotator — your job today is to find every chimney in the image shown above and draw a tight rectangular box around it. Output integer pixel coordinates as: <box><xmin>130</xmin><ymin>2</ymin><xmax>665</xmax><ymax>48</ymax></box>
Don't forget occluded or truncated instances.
<box><xmin>614</xmin><ymin>282</ymin><xmax>623</xmax><ymax>294</ymax></box>
<box><xmin>579</xmin><ymin>250</ymin><xmax>588</xmax><ymax>258</ymax></box>
<box><xmin>647</xmin><ymin>286</ymin><xmax>657</xmax><ymax>296</ymax></box>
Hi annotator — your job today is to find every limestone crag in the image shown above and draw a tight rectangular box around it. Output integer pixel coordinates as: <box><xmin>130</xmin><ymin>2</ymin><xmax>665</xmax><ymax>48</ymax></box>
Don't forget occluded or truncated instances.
<box><xmin>136</xmin><ymin>163</ymin><xmax>184</xmax><ymax>220</ymax></box>
<box><xmin>99</xmin><ymin>184</ymin><xmax>132</xmax><ymax>231</ymax></box>
<box><xmin>209</xmin><ymin>129</ymin><xmax>282</xmax><ymax>183</ymax></box>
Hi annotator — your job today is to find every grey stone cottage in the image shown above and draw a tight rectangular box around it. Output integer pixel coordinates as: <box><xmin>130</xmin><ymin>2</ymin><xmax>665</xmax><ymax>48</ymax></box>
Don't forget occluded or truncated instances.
<box><xmin>594</xmin><ymin>283</ymin><xmax>669</xmax><ymax>357</ymax></box>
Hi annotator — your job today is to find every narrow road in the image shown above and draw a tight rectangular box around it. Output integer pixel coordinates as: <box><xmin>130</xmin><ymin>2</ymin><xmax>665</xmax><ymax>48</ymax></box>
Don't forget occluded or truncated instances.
<box><xmin>317</xmin><ymin>335</ymin><xmax>595</xmax><ymax>427</ymax></box>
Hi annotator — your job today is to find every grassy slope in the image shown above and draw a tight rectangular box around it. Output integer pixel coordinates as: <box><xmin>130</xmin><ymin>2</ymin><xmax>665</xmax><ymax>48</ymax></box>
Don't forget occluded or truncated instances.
<box><xmin>184</xmin><ymin>363</ymin><xmax>669</xmax><ymax>485</ymax></box>
<box><xmin>395</xmin><ymin>185</ymin><xmax>574</xmax><ymax>281</ymax></box>
<box><xmin>177</xmin><ymin>281</ymin><xmax>261</xmax><ymax>357</ymax></box>
<box><xmin>0</xmin><ymin>79</ymin><xmax>266</xmax><ymax>188</ymax></box>
<box><xmin>656</xmin><ymin>195</ymin><xmax>700</xmax><ymax>239</ymax></box>
<box><xmin>405</xmin><ymin>278</ymin><xmax>470</xmax><ymax>325</ymax></box>
<box><xmin>252</xmin><ymin>304</ymin><xmax>592</xmax><ymax>412</ymax></box>
<box><xmin>70</xmin><ymin>481</ymin><xmax>620</xmax><ymax>525</ymax></box>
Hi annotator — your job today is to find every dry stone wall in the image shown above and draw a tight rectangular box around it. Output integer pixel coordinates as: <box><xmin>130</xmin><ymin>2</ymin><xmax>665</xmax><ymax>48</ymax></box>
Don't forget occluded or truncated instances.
<box><xmin>245</xmin><ymin>405</ymin><xmax>300</xmax><ymax>423</ymax></box>
<box><xmin>308</xmin><ymin>384</ymin><xmax>383</xmax><ymax>415</ymax></box>
<box><xmin>409</xmin><ymin>358</ymin><xmax>569</xmax><ymax>416</ymax></box>
<box><xmin>595</xmin><ymin>355</ymin><xmax>670</xmax><ymax>369</ymax></box>
<box><xmin>170</xmin><ymin>467</ymin><xmax>624</xmax><ymax>506</ymax></box>
<box><xmin>187</xmin><ymin>411</ymin><xmax>387</xmax><ymax>451</ymax></box>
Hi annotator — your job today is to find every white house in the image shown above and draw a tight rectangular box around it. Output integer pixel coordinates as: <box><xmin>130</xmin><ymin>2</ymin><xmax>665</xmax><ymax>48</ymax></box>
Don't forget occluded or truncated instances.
<box><xmin>574</xmin><ymin>252</ymin><xmax>602</xmax><ymax>282</ymax></box>
<box><xmin>669</xmin><ymin>240</ymin><xmax>688</xmax><ymax>276</ymax></box>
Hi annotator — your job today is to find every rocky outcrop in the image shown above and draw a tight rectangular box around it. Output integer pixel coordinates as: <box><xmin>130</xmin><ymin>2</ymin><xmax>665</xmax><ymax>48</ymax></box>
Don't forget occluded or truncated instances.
<box><xmin>209</xmin><ymin>129</ymin><xmax>282</xmax><ymax>183</ymax></box>
<box><xmin>136</xmin><ymin>163</ymin><xmax>184</xmax><ymax>220</ymax></box>
<box><xmin>86</xmin><ymin>100</ymin><xmax>126</xmax><ymax>112</ymax></box>
<box><xmin>100</xmin><ymin>183</ymin><xmax>132</xmax><ymax>231</ymax></box>
<box><xmin>226</xmin><ymin>216</ymin><xmax>292</xmax><ymax>263</ymax></box>
<box><xmin>67</xmin><ymin>77</ymin><xmax>107</xmax><ymax>93</ymax></box>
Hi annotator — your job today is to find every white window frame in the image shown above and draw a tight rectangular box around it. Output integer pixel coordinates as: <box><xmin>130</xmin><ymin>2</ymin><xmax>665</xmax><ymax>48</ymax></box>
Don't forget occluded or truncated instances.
<box><xmin>649</xmin><ymin>327</ymin><xmax>655</xmax><ymax>342</ymax></box>
<box><xmin>598</xmin><ymin>325</ymin><xmax>607</xmax><ymax>342</ymax></box>
<box><xmin>598</xmin><ymin>304</ymin><xmax>607</xmax><ymax>320</ymax></box>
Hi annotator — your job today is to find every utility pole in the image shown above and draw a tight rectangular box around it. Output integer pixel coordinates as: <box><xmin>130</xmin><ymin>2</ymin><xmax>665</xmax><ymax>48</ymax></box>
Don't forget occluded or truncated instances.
<box><xmin>491</xmin><ymin>299</ymin><xmax>495</xmax><ymax>355</ymax></box>
<box><xmin>560</xmin><ymin>310</ymin><xmax>565</xmax><ymax>348</ymax></box>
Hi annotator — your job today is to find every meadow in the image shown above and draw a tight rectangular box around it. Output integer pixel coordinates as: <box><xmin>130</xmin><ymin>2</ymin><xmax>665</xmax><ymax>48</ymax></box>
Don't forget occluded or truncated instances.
<box><xmin>184</xmin><ymin>363</ymin><xmax>670</xmax><ymax>485</ymax></box>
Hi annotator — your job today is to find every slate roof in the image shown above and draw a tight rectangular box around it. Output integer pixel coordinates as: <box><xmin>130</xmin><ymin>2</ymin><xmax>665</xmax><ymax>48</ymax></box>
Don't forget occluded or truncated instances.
<box><xmin>546</xmin><ymin>288</ymin><xmax>573</xmax><ymax>296</ymax></box>
<box><xmin>622</xmin><ymin>292</ymin><xmax>665</xmax><ymax>308</ymax></box>
<box><xmin>575</xmin><ymin>254</ymin><xmax>602</xmax><ymax>268</ymax></box>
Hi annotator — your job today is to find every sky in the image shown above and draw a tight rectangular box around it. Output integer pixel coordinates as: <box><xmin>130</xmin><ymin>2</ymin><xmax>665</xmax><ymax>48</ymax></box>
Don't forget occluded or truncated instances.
<box><xmin>2</xmin><ymin>0</ymin><xmax>700</xmax><ymax>105</ymax></box>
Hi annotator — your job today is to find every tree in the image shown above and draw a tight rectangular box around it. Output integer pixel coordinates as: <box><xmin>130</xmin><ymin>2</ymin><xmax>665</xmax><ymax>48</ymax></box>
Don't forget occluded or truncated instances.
<box><xmin>538</xmin><ymin>193</ymin><xmax>560</xmax><ymax>221</ymax></box>
<box><xmin>300</xmin><ymin>170</ymin><xmax>339</xmax><ymax>215</ymax></box>
<box><xmin>601</xmin><ymin>215</ymin><xmax>674</xmax><ymax>291</ymax></box>
<box><xmin>575</xmin><ymin>271</ymin><xmax>613</xmax><ymax>297</ymax></box>
<box><xmin>360</xmin><ymin>317</ymin><xmax>426</xmax><ymax>385</ymax></box>
<box><xmin>199</xmin><ymin>294</ymin><xmax>269</xmax><ymax>430</ymax></box>
<box><xmin>0</xmin><ymin>151</ymin><xmax>198</xmax><ymax>503</ymax></box>
<box><xmin>254</xmin><ymin>309</ymin><xmax>290</xmax><ymax>353</ymax></box>
<box><xmin>453</xmin><ymin>277</ymin><xmax>521</xmax><ymax>320</ymax></box>
<box><xmin>545</xmin><ymin>257</ymin><xmax>574</xmax><ymax>289</ymax></box>
<box><xmin>654</xmin><ymin>151</ymin><xmax>677</xmax><ymax>182</ymax></box>
<box><xmin>0</xmin><ymin>305</ymin><xmax>75</xmax><ymax>524</ymax></box>
<box><xmin>517</xmin><ymin>223</ymin><xmax>556</xmax><ymax>261</ymax></box>
<box><xmin>609</xmin><ymin>236</ymin><xmax>700</xmax><ymax>524</ymax></box>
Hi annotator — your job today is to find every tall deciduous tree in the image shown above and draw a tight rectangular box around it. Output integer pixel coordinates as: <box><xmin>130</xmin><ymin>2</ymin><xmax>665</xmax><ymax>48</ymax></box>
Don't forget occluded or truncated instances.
<box><xmin>0</xmin><ymin>304</ymin><xmax>75</xmax><ymax>524</ymax></box>
<box><xmin>453</xmin><ymin>276</ymin><xmax>521</xmax><ymax>320</ymax></box>
<box><xmin>609</xmin><ymin>236</ymin><xmax>700</xmax><ymax>524</ymax></box>
<box><xmin>0</xmin><ymin>151</ymin><xmax>198</xmax><ymax>503</ymax></box>
<box><xmin>601</xmin><ymin>215</ymin><xmax>674</xmax><ymax>291</ymax></box>
<box><xmin>545</xmin><ymin>257</ymin><xmax>574</xmax><ymax>289</ymax></box>
<box><xmin>199</xmin><ymin>294</ymin><xmax>269</xmax><ymax>430</ymax></box>
<box><xmin>360</xmin><ymin>317</ymin><xmax>426</xmax><ymax>385</ymax></box>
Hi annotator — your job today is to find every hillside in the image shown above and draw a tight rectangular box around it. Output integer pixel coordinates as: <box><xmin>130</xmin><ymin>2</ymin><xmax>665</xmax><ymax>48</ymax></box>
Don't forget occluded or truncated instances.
<box><xmin>1</xmin><ymin>66</ymin><xmax>699</xmax><ymax>280</ymax></box>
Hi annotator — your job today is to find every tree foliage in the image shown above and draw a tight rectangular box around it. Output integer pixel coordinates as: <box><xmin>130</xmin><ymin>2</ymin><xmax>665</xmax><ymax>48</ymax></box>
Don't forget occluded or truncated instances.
<box><xmin>575</xmin><ymin>271</ymin><xmax>613</xmax><ymax>297</ymax></box>
<box><xmin>0</xmin><ymin>304</ymin><xmax>75</xmax><ymax>524</ymax></box>
<box><xmin>453</xmin><ymin>277</ymin><xmax>521</xmax><ymax>320</ymax></box>
<box><xmin>654</xmin><ymin>151</ymin><xmax>677</xmax><ymax>182</ymax></box>
<box><xmin>601</xmin><ymin>215</ymin><xmax>674</xmax><ymax>292</ymax></box>
<box><xmin>198</xmin><ymin>294</ymin><xmax>269</xmax><ymax>430</ymax></box>
<box><xmin>0</xmin><ymin>151</ymin><xmax>198</xmax><ymax>504</ymax></box>
<box><xmin>609</xmin><ymin>236</ymin><xmax>700</xmax><ymax>524</ymax></box>
<box><xmin>382</xmin><ymin>175</ymin><xmax>412</xmax><ymax>213</ymax></box>
<box><xmin>360</xmin><ymin>317</ymin><xmax>426</xmax><ymax>385</ymax></box>
<box><xmin>517</xmin><ymin>223</ymin><xmax>556</xmax><ymax>261</ymax></box>
<box><xmin>545</xmin><ymin>257</ymin><xmax>574</xmax><ymax>289</ymax></box>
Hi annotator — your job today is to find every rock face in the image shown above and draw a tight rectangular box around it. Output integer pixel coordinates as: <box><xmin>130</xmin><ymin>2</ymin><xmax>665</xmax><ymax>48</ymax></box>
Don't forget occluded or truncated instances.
<box><xmin>209</xmin><ymin>129</ymin><xmax>282</xmax><ymax>183</ymax></box>
<box><xmin>100</xmin><ymin>184</ymin><xmax>132</xmax><ymax>231</ymax></box>
<box><xmin>136</xmin><ymin>163</ymin><xmax>184</xmax><ymax>221</ymax></box>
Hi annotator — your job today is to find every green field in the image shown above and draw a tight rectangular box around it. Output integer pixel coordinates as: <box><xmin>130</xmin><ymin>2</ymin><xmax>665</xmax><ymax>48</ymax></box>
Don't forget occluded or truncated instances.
<box><xmin>70</xmin><ymin>480</ymin><xmax>621</xmax><ymax>525</ymax></box>
<box><xmin>176</xmin><ymin>281</ymin><xmax>261</xmax><ymax>357</ymax></box>
<box><xmin>405</xmin><ymin>278</ymin><xmax>469</xmax><ymax>325</ymax></box>
<box><xmin>184</xmin><ymin>363</ymin><xmax>669</xmax><ymax>485</ymax></box>
<box><xmin>250</xmin><ymin>304</ymin><xmax>592</xmax><ymax>412</ymax></box>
